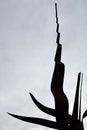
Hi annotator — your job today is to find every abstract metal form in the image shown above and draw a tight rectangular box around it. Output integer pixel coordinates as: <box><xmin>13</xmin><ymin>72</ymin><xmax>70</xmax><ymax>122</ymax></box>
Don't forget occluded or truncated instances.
<box><xmin>8</xmin><ymin>3</ymin><xmax>87</xmax><ymax>130</ymax></box>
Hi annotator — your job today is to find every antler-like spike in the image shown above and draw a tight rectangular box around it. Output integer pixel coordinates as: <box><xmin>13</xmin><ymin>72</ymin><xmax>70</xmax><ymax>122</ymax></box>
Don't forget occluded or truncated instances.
<box><xmin>72</xmin><ymin>72</ymin><xmax>81</xmax><ymax>120</ymax></box>
<box><xmin>55</xmin><ymin>3</ymin><xmax>58</xmax><ymax>24</ymax></box>
<box><xmin>54</xmin><ymin>3</ymin><xmax>62</xmax><ymax>62</ymax></box>
<box><xmin>29</xmin><ymin>93</ymin><xmax>56</xmax><ymax>117</ymax></box>
<box><xmin>55</xmin><ymin>3</ymin><xmax>60</xmax><ymax>44</ymax></box>
<box><xmin>7</xmin><ymin>112</ymin><xmax>69</xmax><ymax>129</ymax></box>
<box><xmin>79</xmin><ymin>73</ymin><xmax>83</xmax><ymax>121</ymax></box>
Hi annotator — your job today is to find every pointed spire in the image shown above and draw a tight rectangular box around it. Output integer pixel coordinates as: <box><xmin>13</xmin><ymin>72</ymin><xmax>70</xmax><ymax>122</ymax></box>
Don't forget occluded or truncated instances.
<box><xmin>55</xmin><ymin>3</ymin><xmax>60</xmax><ymax>44</ymax></box>
<box><xmin>79</xmin><ymin>73</ymin><xmax>83</xmax><ymax>121</ymax></box>
<box><xmin>54</xmin><ymin>3</ymin><xmax>62</xmax><ymax>62</ymax></box>
<box><xmin>72</xmin><ymin>72</ymin><xmax>83</xmax><ymax>121</ymax></box>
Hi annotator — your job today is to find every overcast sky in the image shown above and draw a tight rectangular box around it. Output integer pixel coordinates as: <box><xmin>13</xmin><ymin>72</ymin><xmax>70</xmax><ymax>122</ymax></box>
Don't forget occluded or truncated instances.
<box><xmin>0</xmin><ymin>0</ymin><xmax>87</xmax><ymax>130</ymax></box>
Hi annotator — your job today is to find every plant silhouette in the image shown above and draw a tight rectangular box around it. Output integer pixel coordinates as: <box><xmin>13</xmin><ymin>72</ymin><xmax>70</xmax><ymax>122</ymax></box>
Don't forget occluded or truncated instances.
<box><xmin>8</xmin><ymin>3</ymin><xmax>87</xmax><ymax>130</ymax></box>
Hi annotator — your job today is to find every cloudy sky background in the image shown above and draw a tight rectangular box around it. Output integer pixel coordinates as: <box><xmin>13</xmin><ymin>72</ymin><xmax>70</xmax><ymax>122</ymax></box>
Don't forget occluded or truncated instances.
<box><xmin>0</xmin><ymin>0</ymin><xmax>87</xmax><ymax>130</ymax></box>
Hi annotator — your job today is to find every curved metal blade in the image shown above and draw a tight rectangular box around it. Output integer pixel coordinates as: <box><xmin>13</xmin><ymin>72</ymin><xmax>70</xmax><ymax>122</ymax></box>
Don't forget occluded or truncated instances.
<box><xmin>29</xmin><ymin>93</ymin><xmax>72</xmax><ymax>123</ymax></box>
<box><xmin>29</xmin><ymin>93</ymin><xmax>56</xmax><ymax>116</ymax></box>
<box><xmin>7</xmin><ymin>112</ymin><xmax>68</xmax><ymax>130</ymax></box>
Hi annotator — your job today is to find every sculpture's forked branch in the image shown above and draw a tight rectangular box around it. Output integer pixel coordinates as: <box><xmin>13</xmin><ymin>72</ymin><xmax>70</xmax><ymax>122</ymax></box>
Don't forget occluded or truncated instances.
<box><xmin>29</xmin><ymin>93</ymin><xmax>56</xmax><ymax>117</ymax></box>
<box><xmin>29</xmin><ymin>93</ymin><xmax>72</xmax><ymax>123</ymax></box>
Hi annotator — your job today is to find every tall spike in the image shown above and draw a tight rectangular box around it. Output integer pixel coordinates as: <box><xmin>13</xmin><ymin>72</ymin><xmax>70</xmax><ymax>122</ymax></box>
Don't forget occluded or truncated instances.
<box><xmin>55</xmin><ymin>3</ymin><xmax>60</xmax><ymax>44</ymax></box>
<box><xmin>79</xmin><ymin>73</ymin><xmax>83</xmax><ymax>121</ymax></box>
<box><xmin>72</xmin><ymin>72</ymin><xmax>81</xmax><ymax>120</ymax></box>
<box><xmin>55</xmin><ymin>3</ymin><xmax>58</xmax><ymax>23</ymax></box>
<box><xmin>54</xmin><ymin>3</ymin><xmax>62</xmax><ymax>62</ymax></box>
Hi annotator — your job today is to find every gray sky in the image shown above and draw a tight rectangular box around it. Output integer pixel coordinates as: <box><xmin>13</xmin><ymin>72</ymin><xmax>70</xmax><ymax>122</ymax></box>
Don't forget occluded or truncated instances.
<box><xmin>0</xmin><ymin>0</ymin><xmax>87</xmax><ymax>130</ymax></box>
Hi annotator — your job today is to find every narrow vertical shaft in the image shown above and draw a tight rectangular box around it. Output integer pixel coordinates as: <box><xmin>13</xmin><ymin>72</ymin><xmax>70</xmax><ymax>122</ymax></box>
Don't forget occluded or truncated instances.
<box><xmin>51</xmin><ymin>3</ymin><xmax>69</xmax><ymax>123</ymax></box>
<box><xmin>79</xmin><ymin>73</ymin><xmax>83</xmax><ymax>121</ymax></box>
<box><xmin>55</xmin><ymin>3</ymin><xmax>62</xmax><ymax>62</ymax></box>
<box><xmin>72</xmin><ymin>72</ymin><xmax>81</xmax><ymax>120</ymax></box>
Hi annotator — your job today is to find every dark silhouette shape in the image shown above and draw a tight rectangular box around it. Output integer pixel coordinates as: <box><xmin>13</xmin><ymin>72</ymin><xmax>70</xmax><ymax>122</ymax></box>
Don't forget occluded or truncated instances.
<box><xmin>83</xmin><ymin>110</ymin><xmax>87</xmax><ymax>119</ymax></box>
<box><xmin>29</xmin><ymin>92</ymin><xmax>72</xmax><ymax>123</ymax></box>
<box><xmin>51</xmin><ymin>4</ymin><xmax>69</xmax><ymax>124</ymax></box>
<box><xmin>8</xmin><ymin>3</ymin><xmax>87</xmax><ymax>130</ymax></box>
<box><xmin>7</xmin><ymin>112</ymin><xmax>69</xmax><ymax>130</ymax></box>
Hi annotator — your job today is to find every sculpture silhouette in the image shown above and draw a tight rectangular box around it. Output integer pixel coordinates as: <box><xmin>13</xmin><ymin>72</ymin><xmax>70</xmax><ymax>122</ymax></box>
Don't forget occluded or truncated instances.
<box><xmin>8</xmin><ymin>3</ymin><xmax>87</xmax><ymax>130</ymax></box>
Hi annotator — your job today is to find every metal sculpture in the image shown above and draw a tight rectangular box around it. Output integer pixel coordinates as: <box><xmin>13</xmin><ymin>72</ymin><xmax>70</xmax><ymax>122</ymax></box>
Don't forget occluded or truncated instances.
<box><xmin>8</xmin><ymin>3</ymin><xmax>87</xmax><ymax>130</ymax></box>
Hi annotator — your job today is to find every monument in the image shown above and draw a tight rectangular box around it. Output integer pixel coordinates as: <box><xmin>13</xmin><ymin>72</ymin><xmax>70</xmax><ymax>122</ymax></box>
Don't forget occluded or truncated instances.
<box><xmin>8</xmin><ymin>3</ymin><xmax>87</xmax><ymax>130</ymax></box>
